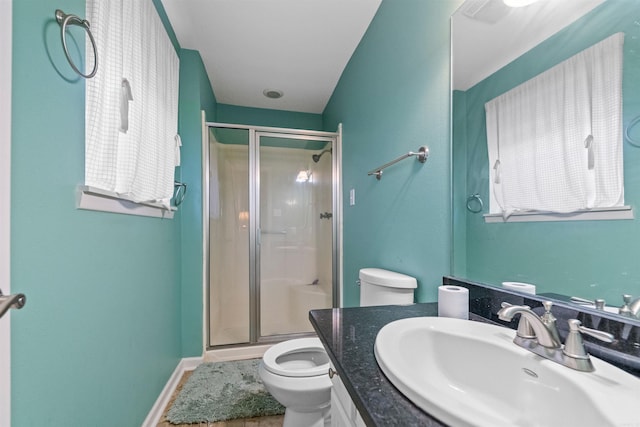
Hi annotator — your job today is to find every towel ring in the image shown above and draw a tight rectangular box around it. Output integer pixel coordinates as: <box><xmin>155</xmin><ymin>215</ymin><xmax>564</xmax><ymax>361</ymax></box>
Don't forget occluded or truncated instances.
<box><xmin>174</xmin><ymin>181</ymin><xmax>187</xmax><ymax>207</ymax></box>
<box><xmin>466</xmin><ymin>193</ymin><xmax>483</xmax><ymax>213</ymax></box>
<box><xmin>55</xmin><ymin>9</ymin><xmax>98</xmax><ymax>79</ymax></box>
<box><xmin>625</xmin><ymin>115</ymin><xmax>640</xmax><ymax>147</ymax></box>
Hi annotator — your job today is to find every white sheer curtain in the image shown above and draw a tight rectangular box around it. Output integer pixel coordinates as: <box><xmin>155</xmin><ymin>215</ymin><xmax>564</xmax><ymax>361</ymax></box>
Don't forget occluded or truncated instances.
<box><xmin>85</xmin><ymin>0</ymin><xmax>180</xmax><ymax>206</ymax></box>
<box><xmin>485</xmin><ymin>33</ymin><xmax>624</xmax><ymax>215</ymax></box>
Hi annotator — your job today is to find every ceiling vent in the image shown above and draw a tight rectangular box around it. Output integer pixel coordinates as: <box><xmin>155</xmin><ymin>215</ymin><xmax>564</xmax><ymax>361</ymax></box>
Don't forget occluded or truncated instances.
<box><xmin>263</xmin><ymin>89</ymin><xmax>284</xmax><ymax>99</ymax></box>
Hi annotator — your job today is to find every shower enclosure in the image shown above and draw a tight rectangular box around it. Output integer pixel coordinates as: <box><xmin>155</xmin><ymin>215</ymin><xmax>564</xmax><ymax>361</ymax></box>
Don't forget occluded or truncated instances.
<box><xmin>204</xmin><ymin>122</ymin><xmax>340</xmax><ymax>347</ymax></box>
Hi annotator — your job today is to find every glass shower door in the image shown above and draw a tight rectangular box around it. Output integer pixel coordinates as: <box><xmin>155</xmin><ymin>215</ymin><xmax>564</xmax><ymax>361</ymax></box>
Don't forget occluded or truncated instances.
<box><xmin>257</xmin><ymin>132</ymin><xmax>334</xmax><ymax>338</ymax></box>
<box><xmin>208</xmin><ymin>128</ymin><xmax>251</xmax><ymax>346</ymax></box>
<box><xmin>207</xmin><ymin>125</ymin><xmax>338</xmax><ymax>348</ymax></box>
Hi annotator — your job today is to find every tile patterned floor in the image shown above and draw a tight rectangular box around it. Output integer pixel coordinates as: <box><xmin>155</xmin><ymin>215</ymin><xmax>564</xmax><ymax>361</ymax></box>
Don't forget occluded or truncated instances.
<box><xmin>156</xmin><ymin>370</ymin><xmax>284</xmax><ymax>427</ymax></box>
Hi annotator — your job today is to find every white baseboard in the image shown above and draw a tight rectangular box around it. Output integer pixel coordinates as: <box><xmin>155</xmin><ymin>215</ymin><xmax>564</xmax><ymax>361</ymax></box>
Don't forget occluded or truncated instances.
<box><xmin>141</xmin><ymin>356</ymin><xmax>202</xmax><ymax>427</ymax></box>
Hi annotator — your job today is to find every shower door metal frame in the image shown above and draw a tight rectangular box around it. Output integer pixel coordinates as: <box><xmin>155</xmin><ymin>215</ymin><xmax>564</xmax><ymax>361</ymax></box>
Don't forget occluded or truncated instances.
<box><xmin>203</xmin><ymin>121</ymin><xmax>341</xmax><ymax>349</ymax></box>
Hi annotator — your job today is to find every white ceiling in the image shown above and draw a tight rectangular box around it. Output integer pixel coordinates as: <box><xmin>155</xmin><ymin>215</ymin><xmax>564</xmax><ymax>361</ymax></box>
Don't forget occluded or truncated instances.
<box><xmin>452</xmin><ymin>0</ymin><xmax>605</xmax><ymax>91</ymax></box>
<box><xmin>162</xmin><ymin>0</ymin><xmax>606</xmax><ymax>111</ymax></box>
<box><xmin>161</xmin><ymin>0</ymin><xmax>382</xmax><ymax>114</ymax></box>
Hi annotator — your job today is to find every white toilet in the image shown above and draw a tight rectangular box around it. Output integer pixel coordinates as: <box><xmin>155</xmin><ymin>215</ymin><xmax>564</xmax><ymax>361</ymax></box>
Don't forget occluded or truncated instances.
<box><xmin>259</xmin><ymin>268</ymin><xmax>417</xmax><ymax>427</ymax></box>
<box><xmin>359</xmin><ymin>268</ymin><xmax>417</xmax><ymax>306</ymax></box>
<box><xmin>259</xmin><ymin>337</ymin><xmax>332</xmax><ymax>427</ymax></box>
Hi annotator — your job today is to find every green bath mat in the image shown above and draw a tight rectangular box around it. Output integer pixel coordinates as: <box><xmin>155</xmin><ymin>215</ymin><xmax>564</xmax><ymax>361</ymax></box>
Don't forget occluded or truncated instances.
<box><xmin>166</xmin><ymin>359</ymin><xmax>285</xmax><ymax>424</ymax></box>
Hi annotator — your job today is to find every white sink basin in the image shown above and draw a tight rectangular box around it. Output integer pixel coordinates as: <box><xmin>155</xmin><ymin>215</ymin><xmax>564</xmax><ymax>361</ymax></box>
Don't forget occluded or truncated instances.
<box><xmin>374</xmin><ymin>317</ymin><xmax>640</xmax><ymax>427</ymax></box>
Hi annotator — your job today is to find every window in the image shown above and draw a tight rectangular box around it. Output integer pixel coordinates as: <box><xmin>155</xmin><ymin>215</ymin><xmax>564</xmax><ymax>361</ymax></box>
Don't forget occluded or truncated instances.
<box><xmin>82</xmin><ymin>0</ymin><xmax>180</xmax><ymax>216</ymax></box>
<box><xmin>485</xmin><ymin>33</ymin><xmax>626</xmax><ymax>221</ymax></box>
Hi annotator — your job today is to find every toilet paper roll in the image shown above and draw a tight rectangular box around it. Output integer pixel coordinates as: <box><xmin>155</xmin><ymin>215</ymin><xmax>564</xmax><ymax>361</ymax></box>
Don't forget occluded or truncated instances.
<box><xmin>502</xmin><ymin>281</ymin><xmax>536</xmax><ymax>295</ymax></box>
<box><xmin>438</xmin><ymin>286</ymin><xmax>469</xmax><ymax>319</ymax></box>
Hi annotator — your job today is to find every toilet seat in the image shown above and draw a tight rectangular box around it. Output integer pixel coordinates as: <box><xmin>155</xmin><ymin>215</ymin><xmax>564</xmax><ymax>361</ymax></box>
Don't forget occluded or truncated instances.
<box><xmin>262</xmin><ymin>337</ymin><xmax>329</xmax><ymax>378</ymax></box>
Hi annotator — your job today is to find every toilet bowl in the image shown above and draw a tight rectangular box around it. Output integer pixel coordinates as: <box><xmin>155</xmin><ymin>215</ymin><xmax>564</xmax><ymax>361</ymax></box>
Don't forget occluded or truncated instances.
<box><xmin>259</xmin><ymin>337</ymin><xmax>332</xmax><ymax>427</ymax></box>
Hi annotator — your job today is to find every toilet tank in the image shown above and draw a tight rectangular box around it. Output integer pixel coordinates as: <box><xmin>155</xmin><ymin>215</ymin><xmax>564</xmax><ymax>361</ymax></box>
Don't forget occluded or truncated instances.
<box><xmin>359</xmin><ymin>268</ymin><xmax>417</xmax><ymax>307</ymax></box>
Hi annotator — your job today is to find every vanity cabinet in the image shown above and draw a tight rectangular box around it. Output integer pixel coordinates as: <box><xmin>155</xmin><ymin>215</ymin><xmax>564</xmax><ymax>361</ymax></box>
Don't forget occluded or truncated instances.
<box><xmin>329</xmin><ymin>363</ymin><xmax>366</xmax><ymax>427</ymax></box>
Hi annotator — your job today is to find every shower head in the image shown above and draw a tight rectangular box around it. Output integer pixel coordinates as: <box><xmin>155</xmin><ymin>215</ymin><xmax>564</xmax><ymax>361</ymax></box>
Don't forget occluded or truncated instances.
<box><xmin>312</xmin><ymin>148</ymin><xmax>332</xmax><ymax>163</ymax></box>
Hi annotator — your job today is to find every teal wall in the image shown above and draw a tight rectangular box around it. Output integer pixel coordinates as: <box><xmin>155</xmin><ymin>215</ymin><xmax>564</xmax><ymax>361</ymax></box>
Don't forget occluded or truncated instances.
<box><xmin>177</xmin><ymin>49</ymin><xmax>217</xmax><ymax>357</ymax></box>
<box><xmin>324</xmin><ymin>0</ymin><xmax>463</xmax><ymax>305</ymax></box>
<box><xmin>8</xmin><ymin>0</ymin><xmax>507</xmax><ymax>423</ymax></box>
<box><xmin>11</xmin><ymin>0</ymin><xmax>184</xmax><ymax>425</ymax></box>
<box><xmin>453</xmin><ymin>0</ymin><xmax>640</xmax><ymax>303</ymax></box>
<box><xmin>216</xmin><ymin>103</ymin><xmax>323</xmax><ymax>130</ymax></box>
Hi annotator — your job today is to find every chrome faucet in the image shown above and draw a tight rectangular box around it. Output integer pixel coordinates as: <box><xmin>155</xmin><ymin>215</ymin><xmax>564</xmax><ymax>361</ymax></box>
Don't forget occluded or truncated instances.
<box><xmin>498</xmin><ymin>303</ymin><xmax>561</xmax><ymax>348</ymax></box>
<box><xmin>497</xmin><ymin>301</ymin><xmax>614</xmax><ymax>372</ymax></box>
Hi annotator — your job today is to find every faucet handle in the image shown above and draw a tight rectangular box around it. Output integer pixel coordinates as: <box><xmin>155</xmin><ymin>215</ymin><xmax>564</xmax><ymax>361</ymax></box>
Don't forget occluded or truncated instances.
<box><xmin>541</xmin><ymin>301</ymin><xmax>561</xmax><ymax>344</ymax></box>
<box><xmin>628</xmin><ymin>296</ymin><xmax>640</xmax><ymax>319</ymax></box>
<box><xmin>619</xmin><ymin>294</ymin><xmax>633</xmax><ymax>317</ymax></box>
<box><xmin>563</xmin><ymin>319</ymin><xmax>614</xmax><ymax>359</ymax></box>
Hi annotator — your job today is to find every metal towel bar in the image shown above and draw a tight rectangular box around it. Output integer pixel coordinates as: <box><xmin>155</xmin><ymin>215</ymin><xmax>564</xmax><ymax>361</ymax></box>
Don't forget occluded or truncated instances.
<box><xmin>261</xmin><ymin>229</ymin><xmax>287</xmax><ymax>235</ymax></box>
<box><xmin>367</xmin><ymin>146</ymin><xmax>429</xmax><ymax>180</ymax></box>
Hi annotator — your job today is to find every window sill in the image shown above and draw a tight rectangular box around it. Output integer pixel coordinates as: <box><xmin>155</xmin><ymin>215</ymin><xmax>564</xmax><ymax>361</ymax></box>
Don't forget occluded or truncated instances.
<box><xmin>76</xmin><ymin>185</ymin><xmax>175</xmax><ymax>219</ymax></box>
<box><xmin>484</xmin><ymin>206</ymin><xmax>633</xmax><ymax>223</ymax></box>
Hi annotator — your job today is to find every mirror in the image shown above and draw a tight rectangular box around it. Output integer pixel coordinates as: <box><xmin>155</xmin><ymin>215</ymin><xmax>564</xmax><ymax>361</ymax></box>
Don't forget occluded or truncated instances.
<box><xmin>451</xmin><ymin>0</ymin><xmax>640</xmax><ymax>319</ymax></box>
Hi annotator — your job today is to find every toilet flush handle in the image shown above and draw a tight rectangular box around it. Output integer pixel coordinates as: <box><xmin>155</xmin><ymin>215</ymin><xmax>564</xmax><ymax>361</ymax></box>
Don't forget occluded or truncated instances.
<box><xmin>328</xmin><ymin>367</ymin><xmax>338</xmax><ymax>378</ymax></box>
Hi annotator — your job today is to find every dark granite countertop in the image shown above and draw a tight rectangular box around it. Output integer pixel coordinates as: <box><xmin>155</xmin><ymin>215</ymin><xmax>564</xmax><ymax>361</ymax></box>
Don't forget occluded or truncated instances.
<box><xmin>309</xmin><ymin>303</ymin><xmax>449</xmax><ymax>426</ymax></box>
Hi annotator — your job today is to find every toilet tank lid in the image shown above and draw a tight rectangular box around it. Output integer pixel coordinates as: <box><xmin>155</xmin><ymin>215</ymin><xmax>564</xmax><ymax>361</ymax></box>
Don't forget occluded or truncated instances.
<box><xmin>359</xmin><ymin>268</ymin><xmax>417</xmax><ymax>289</ymax></box>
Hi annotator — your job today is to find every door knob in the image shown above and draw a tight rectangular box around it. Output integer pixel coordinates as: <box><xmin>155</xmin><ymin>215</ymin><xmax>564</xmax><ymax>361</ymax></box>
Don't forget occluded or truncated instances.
<box><xmin>0</xmin><ymin>289</ymin><xmax>26</xmax><ymax>319</ymax></box>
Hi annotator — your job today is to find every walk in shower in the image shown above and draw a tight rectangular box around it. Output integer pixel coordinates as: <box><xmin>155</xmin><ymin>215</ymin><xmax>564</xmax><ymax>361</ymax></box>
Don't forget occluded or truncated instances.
<box><xmin>204</xmin><ymin>123</ymin><xmax>340</xmax><ymax>347</ymax></box>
